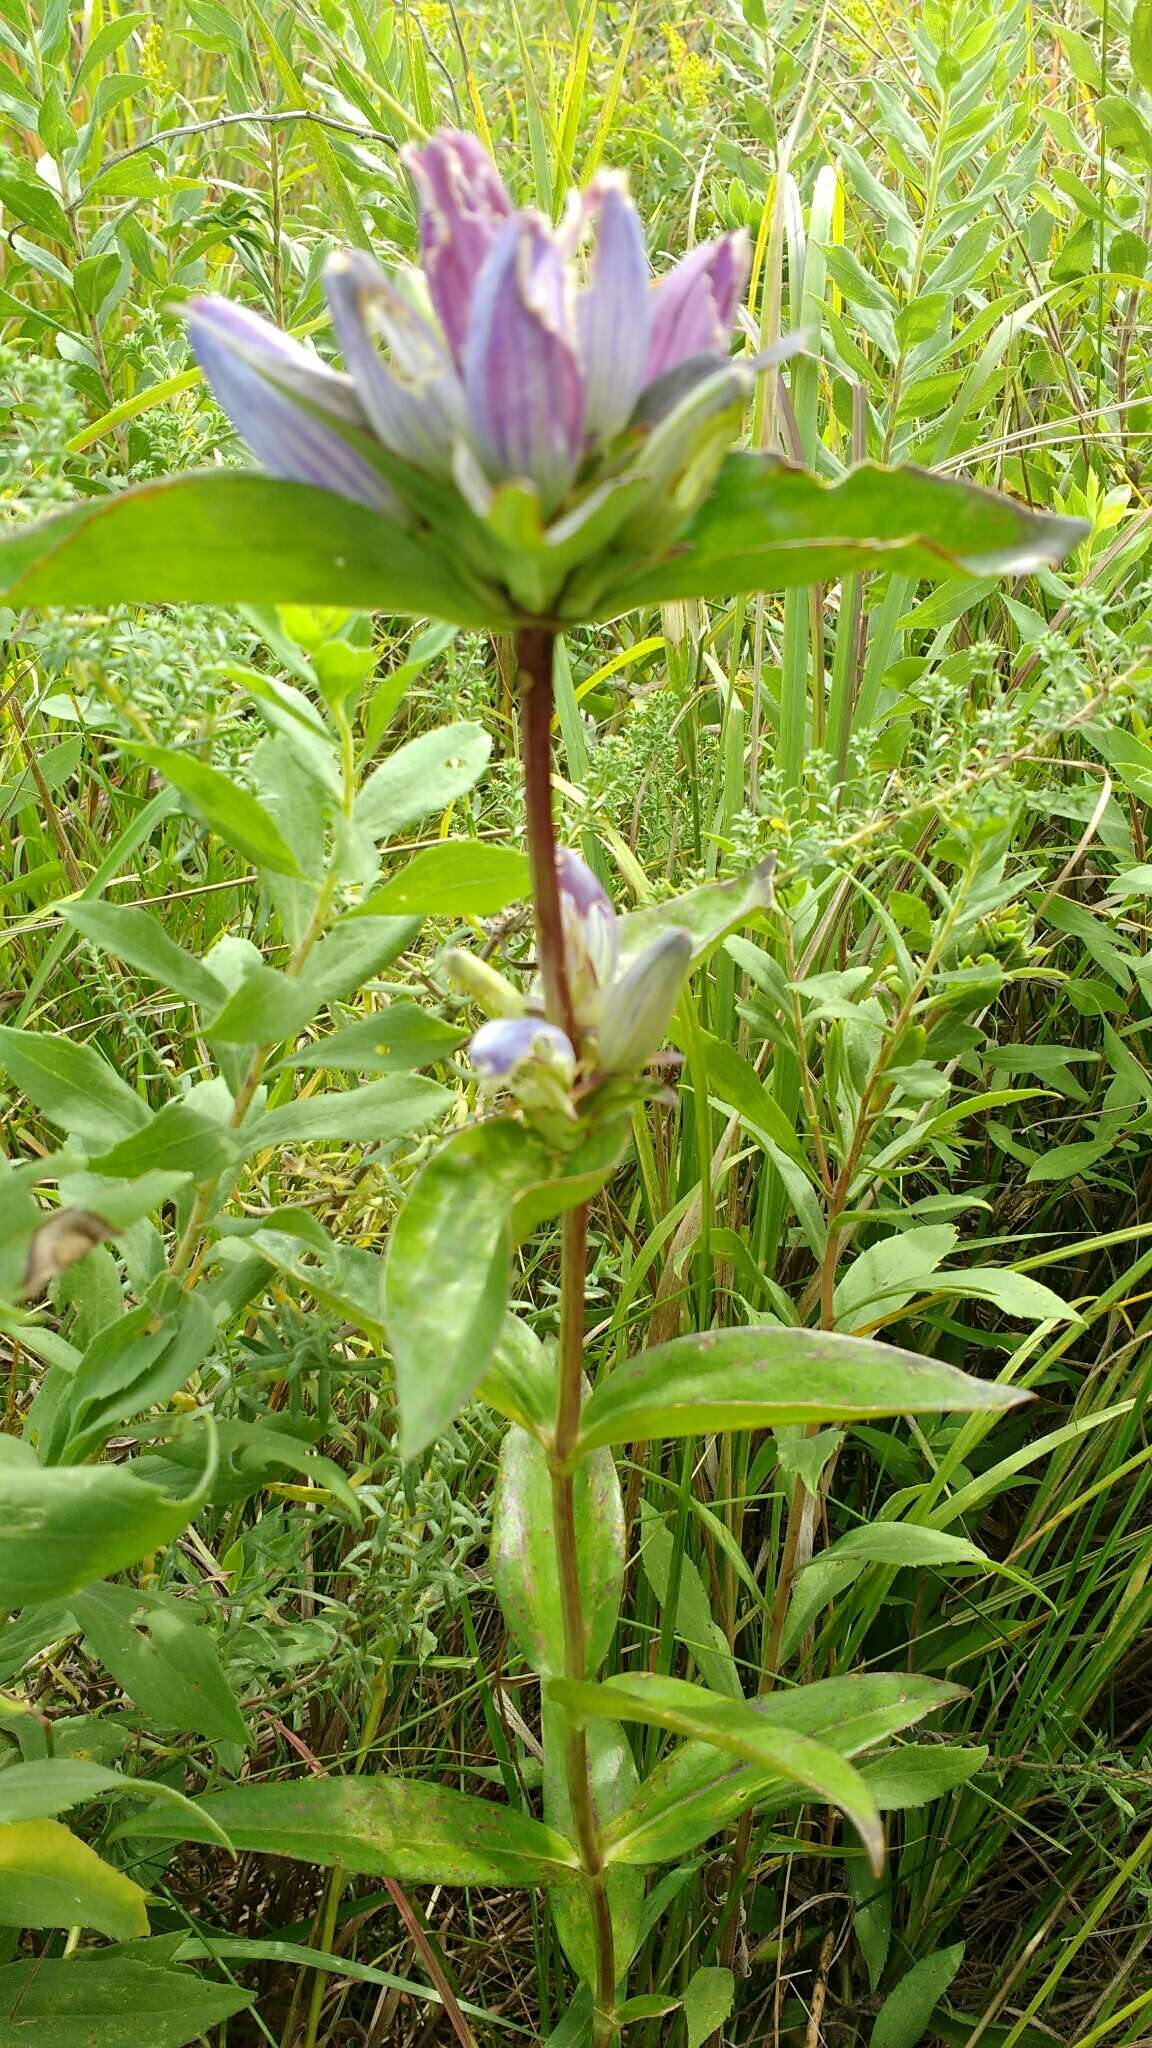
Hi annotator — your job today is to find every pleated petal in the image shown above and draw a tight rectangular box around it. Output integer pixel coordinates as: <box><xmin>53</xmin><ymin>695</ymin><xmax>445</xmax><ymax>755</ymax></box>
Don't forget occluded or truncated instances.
<box><xmin>645</xmin><ymin>230</ymin><xmax>750</xmax><ymax>384</ymax></box>
<box><xmin>324</xmin><ymin>250</ymin><xmax>465</xmax><ymax>475</ymax></box>
<box><xmin>462</xmin><ymin>212</ymin><xmax>586</xmax><ymax>511</ymax></box>
<box><xmin>576</xmin><ymin>172</ymin><xmax>651</xmax><ymax>444</ymax></box>
<box><xmin>187</xmin><ymin>297</ymin><xmax>401</xmax><ymax>515</ymax></box>
<box><xmin>404</xmin><ymin>129</ymin><xmax>513</xmax><ymax>367</ymax></box>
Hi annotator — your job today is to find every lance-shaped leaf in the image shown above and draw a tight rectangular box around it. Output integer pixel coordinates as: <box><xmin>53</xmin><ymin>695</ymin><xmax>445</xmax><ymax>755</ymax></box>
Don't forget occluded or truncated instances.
<box><xmin>0</xmin><ymin>1957</ymin><xmax>252</xmax><ymax>2046</ymax></box>
<box><xmin>0</xmin><ymin>474</ymin><xmax>516</xmax><ymax>627</ymax></box>
<box><xmin>491</xmin><ymin>1423</ymin><xmax>624</xmax><ymax>1674</ymax></box>
<box><xmin>544</xmin><ymin>1703</ymin><xmax>645</xmax><ymax>1991</ymax></box>
<box><xmin>576</xmin><ymin>1326</ymin><xmax>1028</xmax><ymax>1455</ymax></box>
<box><xmin>0</xmin><ymin>1761</ymin><xmax>234</xmax><ymax>1842</ymax></box>
<box><xmin>615</xmin><ymin>858</ymin><xmax>775</xmax><ymax>971</ymax></box>
<box><xmin>384</xmin><ymin>1119</ymin><xmax>626</xmax><ymax>1458</ymax></box>
<box><xmin>0</xmin><ymin>1432</ymin><xmax>216</xmax><ymax>1607</ymax></box>
<box><xmin>111</xmin><ymin>1776</ymin><xmax>581</xmax><ymax>1888</ymax></box>
<box><xmin>578</xmin><ymin>453</ymin><xmax>1088</xmax><ymax>618</ymax></box>
<box><xmin>601</xmin><ymin>1671</ymin><xmax>963</xmax><ymax>1866</ymax></box>
<box><xmin>0</xmin><ymin>1819</ymin><xmax>148</xmax><ymax>1939</ymax></box>
<box><xmin>549</xmin><ymin>1673</ymin><xmax>887</xmax><ymax>1875</ymax></box>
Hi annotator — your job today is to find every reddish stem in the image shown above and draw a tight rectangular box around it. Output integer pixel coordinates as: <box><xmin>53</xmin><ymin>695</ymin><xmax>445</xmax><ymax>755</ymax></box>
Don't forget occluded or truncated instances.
<box><xmin>517</xmin><ymin>625</ymin><xmax>577</xmax><ymax>1044</ymax></box>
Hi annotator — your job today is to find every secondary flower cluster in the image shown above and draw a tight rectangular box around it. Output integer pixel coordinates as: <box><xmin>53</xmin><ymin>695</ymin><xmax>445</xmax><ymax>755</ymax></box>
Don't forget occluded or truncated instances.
<box><xmin>449</xmin><ymin>850</ymin><xmax>691</xmax><ymax>1116</ymax></box>
<box><xmin>185</xmin><ymin>130</ymin><xmax>761</xmax><ymax>607</ymax></box>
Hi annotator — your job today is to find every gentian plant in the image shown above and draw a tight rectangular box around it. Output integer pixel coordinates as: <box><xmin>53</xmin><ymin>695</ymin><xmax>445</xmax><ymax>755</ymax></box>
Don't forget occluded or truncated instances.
<box><xmin>0</xmin><ymin>130</ymin><xmax>1087</xmax><ymax>2048</ymax></box>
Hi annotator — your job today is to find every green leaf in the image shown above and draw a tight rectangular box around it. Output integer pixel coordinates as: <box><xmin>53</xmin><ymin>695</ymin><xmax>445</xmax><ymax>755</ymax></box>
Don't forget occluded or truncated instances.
<box><xmin>577</xmin><ymin>1327</ymin><xmax>1027</xmax><ymax>1454</ymax></box>
<box><xmin>833</xmin><ymin>1225</ymin><xmax>957</xmax><ymax>1329</ymax></box>
<box><xmin>245</xmin><ymin>1074</ymin><xmax>449</xmax><ymax>1151</ymax></box>
<box><xmin>820</xmin><ymin>1525</ymin><xmax>988</xmax><ymax>1571</ymax></box>
<box><xmin>61</xmin><ymin>903</ymin><xmax>226</xmax><ymax>1010</ymax></box>
<box><xmin>859</xmin><ymin>1746</ymin><xmax>988</xmax><ymax>1811</ymax></box>
<box><xmin>384</xmin><ymin>1121</ymin><xmax>623</xmax><ymax>1459</ymax></box>
<box><xmin>0</xmin><ymin>1761</ymin><xmax>234</xmax><ymax>1841</ymax></box>
<box><xmin>683</xmin><ymin>1967</ymin><xmax>736</xmax><ymax>2048</ymax></box>
<box><xmin>112</xmin><ymin>1776</ymin><xmax>581</xmax><ymax>1886</ymax></box>
<box><xmin>0</xmin><ymin>475</ymin><xmax>513</xmax><ymax>626</ymax></box>
<box><xmin>870</xmin><ymin>1944</ymin><xmax>965</xmax><ymax>2048</ymax></box>
<box><xmin>617</xmin><ymin>859</ymin><xmax>775</xmax><ymax>970</ymax></box>
<box><xmin>586</xmin><ymin>454</ymin><xmax>1086</xmax><ymax>616</ymax></box>
<box><xmin>72</xmin><ymin>1584</ymin><xmax>248</xmax><ymax>1746</ymax></box>
<box><xmin>550</xmin><ymin>1672</ymin><xmax>886</xmax><ymax>1874</ymax></box>
<box><xmin>0</xmin><ymin>1447</ymin><xmax>212</xmax><ymax>1606</ymax></box>
<box><xmin>544</xmin><ymin>1708</ymin><xmax>643</xmax><ymax>1992</ymax></box>
<box><xmin>299</xmin><ymin>915</ymin><xmax>421</xmax><ymax>1003</ymax></box>
<box><xmin>615</xmin><ymin>1994</ymin><xmax>680</xmax><ymax>2022</ymax></box>
<box><xmin>477</xmin><ymin>1313</ymin><xmax>558</xmax><ymax>1439</ymax></box>
<box><xmin>1096</xmin><ymin>93</ymin><xmax>1152</xmax><ymax>166</ymax></box>
<box><xmin>0</xmin><ymin>1818</ymin><xmax>148</xmax><ymax>1938</ymax></box>
<box><xmin>0</xmin><ymin>1957</ymin><xmax>251</xmax><ymax>2047</ymax></box>
<box><xmin>0</xmin><ymin>172</ymin><xmax>70</xmax><ymax>242</ymax></box>
<box><xmin>204</xmin><ymin>964</ymin><xmax>319</xmax><ymax>1044</ymax></box>
<box><xmin>353</xmin><ymin>722</ymin><xmax>493</xmax><ymax>842</ymax></box>
<box><xmin>89</xmin><ymin>1102</ymin><xmax>240</xmax><ymax>1182</ymax></box>
<box><xmin>0</xmin><ymin>1026</ymin><xmax>149</xmax><ymax>1151</ymax></box>
<box><xmin>850</xmin><ymin>1859</ymin><xmax>892</xmax><ymax>1994</ymax></box>
<box><xmin>283</xmin><ymin>1003</ymin><xmax>467</xmax><ymax>1075</ymax></box>
<box><xmin>492</xmin><ymin>1425</ymin><xmax>623</xmax><ymax>1675</ymax></box>
<box><xmin>61</xmin><ymin>1286</ymin><xmax>217</xmax><ymax>1459</ymax></box>
<box><xmin>928</xmin><ymin>1268</ymin><xmax>1078</xmax><ymax>1322</ymax></box>
<box><xmin>383</xmin><ymin>1122</ymin><xmax>551</xmax><ymax>1459</ymax></box>
<box><xmin>603</xmin><ymin>1671</ymin><xmax>963</xmax><ymax>1865</ymax></box>
<box><xmin>128</xmin><ymin>745</ymin><xmax>305</xmax><ymax>878</ymax></box>
<box><xmin>359</xmin><ymin>840</ymin><xmax>530</xmax><ymax>917</ymax></box>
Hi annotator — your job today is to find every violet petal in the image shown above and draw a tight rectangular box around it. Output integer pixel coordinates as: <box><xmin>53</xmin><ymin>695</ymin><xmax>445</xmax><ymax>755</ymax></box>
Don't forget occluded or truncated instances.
<box><xmin>324</xmin><ymin>250</ymin><xmax>465</xmax><ymax>475</ymax></box>
<box><xmin>463</xmin><ymin>212</ymin><xmax>586</xmax><ymax>511</ymax></box>
<box><xmin>645</xmin><ymin>230</ymin><xmax>750</xmax><ymax>383</ymax></box>
<box><xmin>470</xmin><ymin>1016</ymin><xmax>576</xmax><ymax>1080</ymax></box>
<box><xmin>576</xmin><ymin>172</ymin><xmax>651</xmax><ymax>444</ymax></box>
<box><xmin>187</xmin><ymin>297</ymin><xmax>402</xmax><ymax>516</ymax></box>
<box><xmin>404</xmin><ymin>128</ymin><xmax>513</xmax><ymax>367</ymax></box>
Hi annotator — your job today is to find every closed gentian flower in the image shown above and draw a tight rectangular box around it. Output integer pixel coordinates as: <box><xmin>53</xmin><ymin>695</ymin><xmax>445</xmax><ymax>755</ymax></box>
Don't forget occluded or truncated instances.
<box><xmin>554</xmin><ymin>848</ymin><xmax>619</xmax><ymax>1029</ymax></box>
<box><xmin>597</xmin><ymin>928</ymin><xmax>692</xmax><ymax>1074</ymax></box>
<box><xmin>185</xmin><ymin>128</ymin><xmax>756</xmax><ymax>556</ymax></box>
<box><xmin>469</xmin><ymin>1016</ymin><xmax>577</xmax><ymax>1119</ymax></box>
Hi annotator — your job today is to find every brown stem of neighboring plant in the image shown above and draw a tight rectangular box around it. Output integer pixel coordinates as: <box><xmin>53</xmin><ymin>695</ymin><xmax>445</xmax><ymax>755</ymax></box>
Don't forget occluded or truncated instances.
<box><xmin>516</xmin><ymin>625</ymin><xmax>577</xmax><ymax>1042</ymax></box>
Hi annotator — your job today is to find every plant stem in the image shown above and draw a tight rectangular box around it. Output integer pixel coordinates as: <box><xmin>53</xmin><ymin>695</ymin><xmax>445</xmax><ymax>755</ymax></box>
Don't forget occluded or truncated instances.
<box><xmin>516</xmin><ymin>625</ymin><xmax>615</xmax><ymax>2039</ymax></box>
<box><xmin>551</xmin><ymin>1204</ymin><xmax>617</xmax><ymax>2046</ymax></box>
<box><xmin>516</xmin><ymin>626</ymin><xmax>577</xmax><ymax>1042</ymax></box>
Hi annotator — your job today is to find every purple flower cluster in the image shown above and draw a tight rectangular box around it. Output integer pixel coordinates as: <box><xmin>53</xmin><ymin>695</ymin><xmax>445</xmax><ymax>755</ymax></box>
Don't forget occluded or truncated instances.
<box><xmin>186</xmin><ymin>129</ymin><xmax>750</xmax><ymax>521</ymax></box>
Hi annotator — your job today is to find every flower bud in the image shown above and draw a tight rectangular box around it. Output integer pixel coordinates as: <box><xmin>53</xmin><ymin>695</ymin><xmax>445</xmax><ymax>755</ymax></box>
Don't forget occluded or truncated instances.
<box><xmin>469</xmin><ymin>1017</ymin><xmax>577</xmax><ymax>1117</ymax></box>
<box><xmin>555</xmin><ymin>848</ymin><xmax>619</xmax><ymax>1029</ymax></box>
<box><xmin>596</xmin><ymin>928</ymin><xmax>692</xmax><ymax>1074</ymax></box>
<box><xmin>443</xmin><ymin>948</ymin><xmax>528</xmax><ymax>1019</ymax></box>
